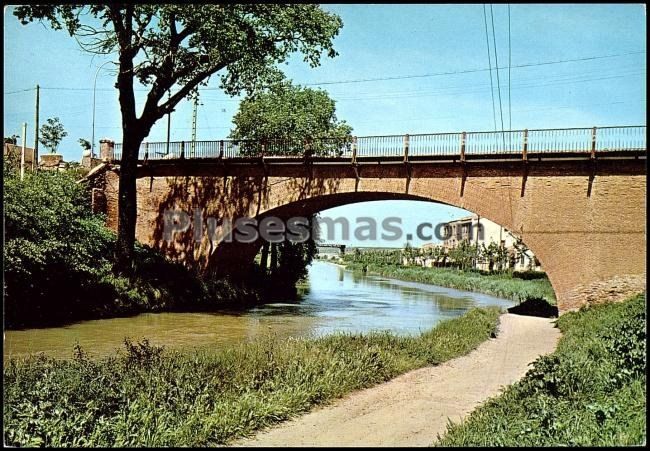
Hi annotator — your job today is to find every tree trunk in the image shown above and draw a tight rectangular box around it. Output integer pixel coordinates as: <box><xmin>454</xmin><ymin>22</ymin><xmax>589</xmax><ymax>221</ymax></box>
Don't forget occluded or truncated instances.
<box><xmin>260</xmin><ymin>241</ymin><xmax>270</xmax><ymax>273</ymax></box>
<box><xmin>270</xmin><ymin>242</ymin><xmax>278</xmax><ymax>276</ymax></box>
<box><xmin>114</xmin><ymin>131</ymin><xmax>145</xmax><ymax>275</ymax></box>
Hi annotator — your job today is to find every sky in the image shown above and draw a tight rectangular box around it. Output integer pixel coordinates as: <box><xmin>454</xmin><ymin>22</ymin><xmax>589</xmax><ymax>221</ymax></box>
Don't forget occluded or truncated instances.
<box><xmin>4</xmin><ymin>4</ymin><xmax>647</xmax><ymax>247</ymax></box>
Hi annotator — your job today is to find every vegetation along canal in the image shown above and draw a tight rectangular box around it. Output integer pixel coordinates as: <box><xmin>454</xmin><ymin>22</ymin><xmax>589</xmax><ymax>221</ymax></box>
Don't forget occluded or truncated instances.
<box><xmin>4</xmin><ymin>261</ymin><xmax>514</xmax><ymax>360</ymax></box>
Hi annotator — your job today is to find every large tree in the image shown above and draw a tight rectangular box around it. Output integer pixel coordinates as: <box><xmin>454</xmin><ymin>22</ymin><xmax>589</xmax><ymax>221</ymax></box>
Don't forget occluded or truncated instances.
<box><xmin>15</xmin><ymin>5</ymin><xmax>343</xmax><ymax>273</ymax></box>
<box><xmin>230</xmin><ymin>82</ymin><xmax>352</xmax><ymax>156</ymax></box>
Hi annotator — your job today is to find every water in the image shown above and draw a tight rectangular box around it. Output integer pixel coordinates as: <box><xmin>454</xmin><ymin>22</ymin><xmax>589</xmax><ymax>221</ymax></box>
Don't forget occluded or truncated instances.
<box><xmin>3</xmin><ymin>261</ymin><xmax>514</xmax><ymax>360</ymax></box>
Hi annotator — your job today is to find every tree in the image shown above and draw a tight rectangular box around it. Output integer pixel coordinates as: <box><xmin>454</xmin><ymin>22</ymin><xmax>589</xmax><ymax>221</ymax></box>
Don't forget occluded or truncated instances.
<box><xmin>38</xmin><ymin>117</ymin><xmax>68</xmax><ymax>153</ymax></box>
<box><xmin>15</xmin><ymin>5</ymin><xmax>343</xmax><ymax>274</ymax></box>
<box><xmin>78</xmin><ymin>138</ymin><xmax>92</xmax><ymax>152</ymax></box>
<box><xmin>230</xmin><ymin>83</ymin><xmax>352</xmax><ymax>156</ymax></box>
<box><xmin>4</xmin><ymin>135</ymin><xmax>19</xmax><ymax>145</ymax></box>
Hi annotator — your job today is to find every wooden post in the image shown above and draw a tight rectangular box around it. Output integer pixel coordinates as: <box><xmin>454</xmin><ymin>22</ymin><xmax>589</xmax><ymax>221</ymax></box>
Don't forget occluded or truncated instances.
<box><xmin>403</xmin><ymin>134</ymin><xmax>410</xmax><ymax>162</ymax></box>
<box><xmin>460</xmin><ymin>132</ymin><xmax>466</xmax><ymax>162</ymax></box>
<box><xmin>352</xmin><ymin>136</ymin><xmax>358</xmax><ymax>164</ymax></box>
<box><xmin>21</xmin><ymin>122</ymin><xmax>27</xmax><ymax>181</ymax></box>
<box><xmin>219</xmin><ymin>140</ymin><xmax>224</xmax><ymax>159</ymax></box>
<box><xmin>591</xmin><ymin>126</ymin><xmax>597</xmax><ymax>159</ymax></box>
<box><xmin>144</xmin><ymin>141</ymin><xmax>149</xmax><ymax>162</ymax></box>
<box><xmin>522</xmin><ymin>129</ymin><xmax>528</xmax><ymax>161</ymax></box>
<box><xmin>180</xmin><ymin>141</ymin><xmax>185</xmax><ymax>159</ymax></box>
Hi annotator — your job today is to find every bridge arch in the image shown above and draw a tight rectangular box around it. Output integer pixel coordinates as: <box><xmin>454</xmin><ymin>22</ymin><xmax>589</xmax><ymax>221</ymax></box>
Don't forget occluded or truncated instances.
<box><xmin>208</xmin><ymin>188</ymin><xmax>554</xmax><ymax>296</ymax></box>
<box><xmin>96</xmin><ymin>153</ymin><xmax>645</xmax><ymax>313</ymax></box>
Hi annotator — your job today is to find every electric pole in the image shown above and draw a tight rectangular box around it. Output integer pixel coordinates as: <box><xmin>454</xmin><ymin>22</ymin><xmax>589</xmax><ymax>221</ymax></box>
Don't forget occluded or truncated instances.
<box><xmin>33</xmin><ymin>84</ymin><xmax>39</xmax><ymax>170</ymax></box>
<box><xmin>190</xmin><ymin>93</ymin><xmax>198</xmax><ymax>157</ymax></box>
<box><xmin>21</xmin><ymin>122</ymin><xmax>27</xmax><ymax>181</ymax></box>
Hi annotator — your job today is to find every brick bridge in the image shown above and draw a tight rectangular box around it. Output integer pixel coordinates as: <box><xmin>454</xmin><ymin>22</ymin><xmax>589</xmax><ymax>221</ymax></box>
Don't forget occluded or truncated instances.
<box><xmin>87</xmin><ymin>125</ymin><xmax>647</xmax><ymax>312</ymax></box>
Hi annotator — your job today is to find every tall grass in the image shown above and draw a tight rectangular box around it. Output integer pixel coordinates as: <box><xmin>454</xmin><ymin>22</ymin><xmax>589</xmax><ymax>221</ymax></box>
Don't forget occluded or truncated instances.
<box><xmin>435</xmin><ymin>294</ymin><xmax>646</xmax><ymax>446</ymax></box>
<box><xmin>3</xmin><ymin>308</ymin><xmax>501</xmax><ymax>447</ymax></box>
<box><xmin>345</xmin><ymin>262</ymin><xmax>556</xmax><ymax>305</ymax></box>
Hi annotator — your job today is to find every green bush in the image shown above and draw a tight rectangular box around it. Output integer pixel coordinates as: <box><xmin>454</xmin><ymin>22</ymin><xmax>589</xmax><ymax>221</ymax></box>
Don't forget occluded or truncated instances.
<box><xmin>3</xmin><ymin>162</ymin><xmax>260</xmax><ymax>329</ymax></box>
<box><xmin>436</xmin><ymin>294</ymin><xmax>646</xmax><ymax>446</ymax></box>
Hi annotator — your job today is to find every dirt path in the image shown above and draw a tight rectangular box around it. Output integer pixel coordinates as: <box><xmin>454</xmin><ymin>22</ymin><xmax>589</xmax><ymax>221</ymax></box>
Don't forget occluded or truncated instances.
<box><xmin>236</xmin><ymin>313</ymin><xmax>561</xmax><ymax>447</ymax></box>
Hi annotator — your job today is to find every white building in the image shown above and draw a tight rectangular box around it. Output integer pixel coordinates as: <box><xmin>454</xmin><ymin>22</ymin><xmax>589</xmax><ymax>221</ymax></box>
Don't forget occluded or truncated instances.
<box><xmin>415</xmin><ymin>215</ymin><xmax>541</xmax><ymax>272</ymax></box>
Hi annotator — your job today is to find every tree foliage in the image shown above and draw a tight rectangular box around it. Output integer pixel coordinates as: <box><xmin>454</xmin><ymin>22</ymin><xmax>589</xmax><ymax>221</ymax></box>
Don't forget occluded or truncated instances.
<box><xmin>14</xmin><ymin>4</ymin><xmax>344</xmax><ymax>271</ymax></box>
<box><xmin>4</xmin><ymin>134</ymin><xmax>19</xmax><ymax>145</ymax></box>
<box><xmin>38</xmin><ymin>117</ymin><xmax>68</xmax><ymax>153</ymax></box>
<box><xmin>2</xmin><ymin>160</ymin><xmax>260</xmax><ymax>328</ymax></box>
<box><xmin>78</xmin><ymin>138</ymin><xmax>91</xmax><ymax>151</ymax></box>
<box><xmin>230</xmin><ymin>83</ymin><xmax>352</xmax><ymax>156</ymax></box>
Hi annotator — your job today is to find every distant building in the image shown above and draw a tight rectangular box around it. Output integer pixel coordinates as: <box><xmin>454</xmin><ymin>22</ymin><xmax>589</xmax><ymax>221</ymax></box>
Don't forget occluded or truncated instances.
<box><xmin>418</xmin><ymin>214</ymin><xmax>541</xmax><ymax>272</ymax></box>
<box><xmin>3</xmin><ymin>143</ymin><xmax>35</xmax><ymax>171</ymax></box>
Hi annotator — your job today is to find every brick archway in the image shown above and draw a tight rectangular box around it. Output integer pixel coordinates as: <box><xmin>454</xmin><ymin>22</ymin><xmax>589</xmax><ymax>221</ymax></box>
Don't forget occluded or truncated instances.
<box><xmin>96</xmin><ymin>156</ymin><xmax>646</xmax><ymax>312</ymax></box>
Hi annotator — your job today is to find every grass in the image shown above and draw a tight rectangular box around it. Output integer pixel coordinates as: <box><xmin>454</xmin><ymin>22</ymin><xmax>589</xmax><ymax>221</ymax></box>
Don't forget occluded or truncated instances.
<box><xmin>435</xmin><ymin>294</ymin><xmax>646</xmax><ymax>446</ymax></box>
<box><xmin>3</xmin><ymin>307</ymin><xmax>501</xmax><ymax>447</ymax></box>
<box><xmin>343</xmin><ymin>262</ymin><xmax>556</xmax><ymax>305</ymax></box>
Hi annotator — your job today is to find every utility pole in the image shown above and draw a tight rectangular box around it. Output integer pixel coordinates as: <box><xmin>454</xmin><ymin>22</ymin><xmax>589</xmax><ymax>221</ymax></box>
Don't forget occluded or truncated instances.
<box><xmin>21</xmin><ymin>122</ymin><xmax>27</xmax><ymax>181</ymax></box>
<box><xmin>190</xmin><ymin>93</ymin><xmax>198</xmax><ymax>157</ymax></box>
<box><xmin>33</xmin><ymin>84</ymin><xmax>39</xmax><ymax>170</ymax></box>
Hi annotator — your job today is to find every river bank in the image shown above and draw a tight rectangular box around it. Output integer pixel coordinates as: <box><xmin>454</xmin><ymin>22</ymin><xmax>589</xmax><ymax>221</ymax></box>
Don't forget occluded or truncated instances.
<box><xmin>4</xmin><ymin>308</ymin><xmax>500</xmax><ymax>446</ymax></box>
<box><xmin>436</xmin><ymin>294</ymin><xmax>646</xmax><ymax>446</ymax></box>
<box><xmin>238</xmin><ymin>313</ymin><xmax>560</xmax><ymax>446</ymax></box>
<box><xmin>340</xmin><ymin>261</ymin><xmax>556</xmax><ymax>305</ymax></box>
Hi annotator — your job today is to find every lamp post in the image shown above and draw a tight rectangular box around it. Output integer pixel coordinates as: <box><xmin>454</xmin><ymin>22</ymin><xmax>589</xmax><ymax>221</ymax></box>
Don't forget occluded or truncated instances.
<box><xmin>92</xmin><ymin>60</ymin><xmax>114</xmax><ymax>158</ymax></box>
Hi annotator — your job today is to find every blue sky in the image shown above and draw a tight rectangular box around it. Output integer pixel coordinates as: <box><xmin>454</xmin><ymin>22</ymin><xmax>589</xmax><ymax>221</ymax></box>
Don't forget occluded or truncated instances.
<box><xmin>4</xmin><ymin>4</ymin><xmax>646</xmax><ymax>246</ymax></box>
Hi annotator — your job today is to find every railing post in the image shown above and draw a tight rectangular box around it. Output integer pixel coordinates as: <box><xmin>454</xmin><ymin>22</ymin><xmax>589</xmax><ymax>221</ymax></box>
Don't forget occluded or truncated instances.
<box><xmin>460</xmin><ymin>132</ymin><xmax>466</xmax><ymax>162</ymax></box>
<box><xmin>304</xmin><ymin>138</ymin><xmax>312</xmax><ymax>158</ymax></box>
<box><xmin>522</xmin><ymin>129</ymin><xmax>528</xmax><ymax>161</ymax></box>
<box><xmin>352</xmin><ymin>136</ymin><xmax>358</xmax><ymax>164</ymax></box>
<box><xmin>591</xmin><ymin>126</ymin><xmax>597</xmax><ymax>158</ymax></box>
<box><xmin>261</xmin><ymin>139</ymin><xmax>266</xmax><ymax>158</ymax></box>
<box><xmin>219</xmin><ymin>140</ymin><xmax>224</xmax><ymax>159</ymax></box>
<box><xmin>403</xmin><ymin>134</ymin><xmax>410</xmax><ymax>162</ymax></box>
<box><xmin>144</xmin><ymin>141</ymin><xmax>149</xmax><ymax>162</ymax></box>
<box><xmin>180</xmin><ymin>141</ymin><xmax>185</xmax><ymax>159</ymax></box>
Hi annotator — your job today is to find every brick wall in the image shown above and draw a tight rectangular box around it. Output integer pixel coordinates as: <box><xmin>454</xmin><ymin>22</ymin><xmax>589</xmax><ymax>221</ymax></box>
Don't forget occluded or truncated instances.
<box><xmin>99</xmin><ymin>158</ymin><xmax>646</xmax><ymax>312</ymax></box>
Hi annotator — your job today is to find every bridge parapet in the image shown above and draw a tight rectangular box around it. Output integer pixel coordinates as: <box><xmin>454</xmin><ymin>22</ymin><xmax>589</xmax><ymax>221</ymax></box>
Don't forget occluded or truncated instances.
<box><xmin>112</xmin><ymin>125</ymin><xmax>646</xmax><ymax>162</ymax></box>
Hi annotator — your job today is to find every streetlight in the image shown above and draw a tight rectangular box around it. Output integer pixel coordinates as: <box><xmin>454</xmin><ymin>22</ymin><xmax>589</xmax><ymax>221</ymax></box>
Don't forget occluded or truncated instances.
<box><xmin>92</xmin><ymin>60</ymin><xmax>115</xmax><ymax>158</ymax></box>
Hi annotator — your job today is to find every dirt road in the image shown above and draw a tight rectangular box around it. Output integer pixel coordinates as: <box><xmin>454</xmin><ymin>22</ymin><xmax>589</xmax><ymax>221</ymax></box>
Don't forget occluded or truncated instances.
<box><xmin>236</xmin><ymin>313</ymin><xmax>561</xmax><ymax>447</ymax></box>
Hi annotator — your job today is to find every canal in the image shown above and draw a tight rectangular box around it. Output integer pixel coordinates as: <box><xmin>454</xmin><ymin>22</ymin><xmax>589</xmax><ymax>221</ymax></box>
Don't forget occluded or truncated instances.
<box><xmin>3</xmin><ymin>261</ymin><xmax>514</xmax><ymax>360</ymax></box>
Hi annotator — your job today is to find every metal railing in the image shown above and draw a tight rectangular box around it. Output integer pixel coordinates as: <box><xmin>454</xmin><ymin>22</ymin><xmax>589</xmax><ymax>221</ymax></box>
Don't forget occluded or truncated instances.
<box><xmin>112</xmin><ymin>125</ymin><xmax>646</xmax><ymax>161</ymax></box>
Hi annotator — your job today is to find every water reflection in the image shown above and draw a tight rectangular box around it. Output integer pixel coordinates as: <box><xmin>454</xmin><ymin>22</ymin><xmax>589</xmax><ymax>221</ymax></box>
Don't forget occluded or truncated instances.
<box><xmin>3</xmin><ymin>261</ymin><xmax>513</xmax><ymax>360</ymax></box>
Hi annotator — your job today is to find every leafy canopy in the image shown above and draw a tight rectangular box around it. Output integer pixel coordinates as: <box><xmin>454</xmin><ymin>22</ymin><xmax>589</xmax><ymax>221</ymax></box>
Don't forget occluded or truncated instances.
<box><xmin>14</xmin><ymin>5</ymin><xmax>344</xmax><ymax>124</ymax></box>
<box><xmin>39</xmin><ymin>117</ymin><xmax>68</xmax><ymax>153</ymax></box>
<box><xmin>231</xmin><ymin>83</ymin><xmax>352</xmax><ymax>141</ymax></box>
<box><xmin>231</xmin><ymin>83</ymin><xmax>353</xmax><ymax>156</ymax></box>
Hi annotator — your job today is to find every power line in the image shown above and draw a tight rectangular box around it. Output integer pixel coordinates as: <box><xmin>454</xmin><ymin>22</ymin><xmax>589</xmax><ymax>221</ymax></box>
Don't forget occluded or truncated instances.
<box><xmin>12</xmin><ymin>50</ymin><xmax>644</xmax><ymax>96</ymax></box>
<box><xmin>330</xmin><ymin>70</ymin><xmax>645</xmax><ymax>101</ymax></box>
<box><xmin>4</xmin><ymin>87</ymin><xmax>36</xmax><ymax>95</ymax></box>
<box><xmin>508</xmin><ymin>4</ymin><xmax>512</xmax><ymax>132</ymax></box>
<box><xmin>490</xmin><ymin>4</ymin><xmax>506</xmax><ymax>144</ymax></box>
<box><xmin>483</xmin><ymin>4</ymin><xmax>498</xmax><ymax>132</ymax></box>
<box><xmin>302</xmin><ymin>50</ymin><xmax>645</xmax><ymax>86</ymax></box>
